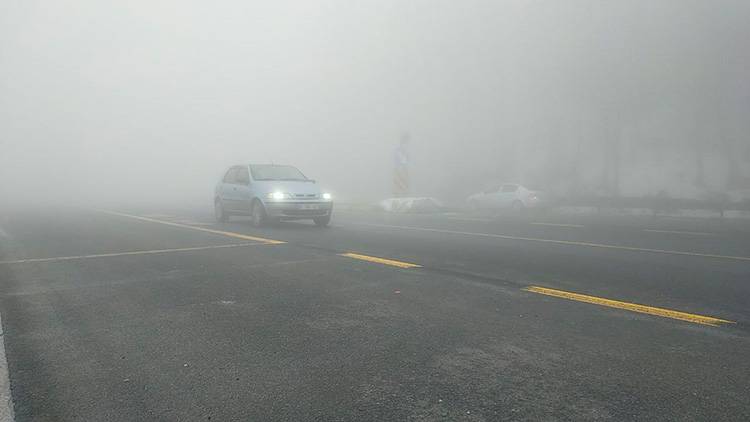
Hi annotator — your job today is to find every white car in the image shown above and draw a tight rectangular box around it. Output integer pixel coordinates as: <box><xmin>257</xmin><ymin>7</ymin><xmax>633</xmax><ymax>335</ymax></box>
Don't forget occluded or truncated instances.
<box><xmin>467</xmin><ymin>183</ymin><xmax>543</xmax><ymax>212</ymax></box>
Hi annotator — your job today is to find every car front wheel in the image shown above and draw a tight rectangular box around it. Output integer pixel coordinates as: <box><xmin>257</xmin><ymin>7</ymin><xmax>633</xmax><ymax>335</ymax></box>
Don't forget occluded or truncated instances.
<box><xmin>313</xmin><ymin>215</ymin><xmax>331</xmax><ymax>227</ymax></box>
<box><xmin>215</xmin><ymin>199</ymin><xmax>228</xmax><ymax>223</ymax></box>
<box><xmin>251</xmin><ymin>200</ymin><xmax>267</xmax><ymax>227</ymax></box>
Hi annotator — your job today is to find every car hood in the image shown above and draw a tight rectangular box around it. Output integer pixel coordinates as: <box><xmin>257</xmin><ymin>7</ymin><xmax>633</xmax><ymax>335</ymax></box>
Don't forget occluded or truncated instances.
<box><xmin>254</xmin><ymin>180</ymin><xmax>322</xmax><ymax>195</ymax></box>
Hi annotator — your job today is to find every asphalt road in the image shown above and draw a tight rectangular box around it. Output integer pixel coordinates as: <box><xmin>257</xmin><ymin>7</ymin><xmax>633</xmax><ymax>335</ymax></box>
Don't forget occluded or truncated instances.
<box><xmin>0</xmin><ymin>207</ymin><xmax>749</xmax><ymax>421</ymax></box>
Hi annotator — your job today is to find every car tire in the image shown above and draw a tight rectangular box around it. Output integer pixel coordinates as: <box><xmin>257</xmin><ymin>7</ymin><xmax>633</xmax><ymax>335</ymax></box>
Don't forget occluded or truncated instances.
<box><xmin>251</xmin><ymin>200</ymin><xmax>267</xmax><ymax>227</ymax></box>
<box><xmin>313</xmin><ymin>215</ymin><xmax>331</xmax><ymax>227</ymax></box>
<box><xmin>511</xmin><ymin>200</ymin><xmax>525</xmax><ymax>214</ymax></box>
<box><xmin>215</xmin><ymin>199</ymin><xmax>228</xmax><ymax>223</ymax></box>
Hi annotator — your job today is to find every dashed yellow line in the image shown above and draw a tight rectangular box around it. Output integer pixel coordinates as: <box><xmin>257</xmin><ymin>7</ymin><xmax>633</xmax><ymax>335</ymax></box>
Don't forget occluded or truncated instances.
<box><xmin>524</xmin><ymin>286</ymin><xmax>735</xmax><ymax>327</ymax></box>
<box><xmin>100</xmin><ymin>210</ymin><xmax>285</xmax><ymax>244</ymax></box>
<box><xmin>339</xmin><ymin>252</ymin><xmax>421</xmax><ymax>269</ymax></box>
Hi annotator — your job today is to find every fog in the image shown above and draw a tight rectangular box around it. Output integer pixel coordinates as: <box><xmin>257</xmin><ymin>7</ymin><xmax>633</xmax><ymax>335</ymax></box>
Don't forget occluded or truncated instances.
<box><xmin>2</xmin><ymin>0</ymin><xmax>749</xmax><ymax>209</ymax></box>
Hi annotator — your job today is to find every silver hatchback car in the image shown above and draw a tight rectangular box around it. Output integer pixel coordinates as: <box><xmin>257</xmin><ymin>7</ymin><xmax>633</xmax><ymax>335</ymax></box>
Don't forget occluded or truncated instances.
<box><xmin>214</xmin><ymin>164</ymin><xmax>333</xmax><ymax>227</ymax></box>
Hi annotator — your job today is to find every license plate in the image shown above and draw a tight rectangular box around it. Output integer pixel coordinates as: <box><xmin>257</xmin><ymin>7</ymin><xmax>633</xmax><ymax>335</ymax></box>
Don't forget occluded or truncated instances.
<box><xmin>300</xmin><ymin>204</ymin><xmax>319</xmax><ymax>210</ymax></box>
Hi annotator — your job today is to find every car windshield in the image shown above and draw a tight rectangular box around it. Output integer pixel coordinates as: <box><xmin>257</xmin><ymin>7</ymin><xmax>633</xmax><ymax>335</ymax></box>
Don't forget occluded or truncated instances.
<box><xmin>250</xmin><ymin>165</ymin><xmax>308</xmax><ymax>181</ymax></box>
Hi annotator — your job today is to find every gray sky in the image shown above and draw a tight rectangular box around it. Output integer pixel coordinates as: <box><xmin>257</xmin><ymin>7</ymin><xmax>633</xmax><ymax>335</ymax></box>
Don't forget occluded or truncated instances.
<box><xmin>2</xmin><ymin>0</ymin><xmax>749</xmax><ymax>206</ymax></box>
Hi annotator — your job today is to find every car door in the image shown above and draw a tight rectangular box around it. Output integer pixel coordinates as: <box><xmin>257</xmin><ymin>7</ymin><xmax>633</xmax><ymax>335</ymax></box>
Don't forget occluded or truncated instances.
<box><xmin>216</xmin><ymin>169</ymin><xmax>232</xmax><ymax>207</ymax></box>
<box><xmin>221</xmin><ymin>167</ymin><xmax>241</xmax><ymax>212</ymax></box>
<box><xmin>498</xmin><ymin>184</ymin><xmax>519</xmax><ymax>207</ymax></box>
<box><xmin>233</xmin><ymin>166</ymin><xmax>253</xmax><ymax>214</ymax></box>
<box><xmin>477</xmin><ymin>184</ymin><xmax>500</xmax><ymax>209</ymax></box>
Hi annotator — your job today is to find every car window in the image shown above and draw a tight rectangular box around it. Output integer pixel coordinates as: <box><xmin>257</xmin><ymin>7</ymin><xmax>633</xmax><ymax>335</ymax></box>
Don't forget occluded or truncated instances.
<box><xmin>236</xmin><ymin>167</ymin><xmax>250</xmax><ymax>185</ymax></box>
<box><xmin>483</xmin><ymin>183</ymin><xmax>500</xmax><ymax>194</ymax></box>
<box><xmin>483</xmin><ymin>187</ymin><xmax>498</xmax><ymax>194</ymax></box>
<box><xmin>250</xmin><ymin>165</ymin><xmax>307</xmax><ymax>181</ymax></box>
<box><xmin>222</xmin><ymin>168</ymin><xmax>234</xmax><ymax>183</ymax></box>
<box><xmin>223</xmin><ymin>168</ymin><xmax>237</xmax><ymax>184</ymax></box>
<box><xmin>501</xmin><ymin>184</ymin><xmax>518</xmax><ymax>193</ymax></box>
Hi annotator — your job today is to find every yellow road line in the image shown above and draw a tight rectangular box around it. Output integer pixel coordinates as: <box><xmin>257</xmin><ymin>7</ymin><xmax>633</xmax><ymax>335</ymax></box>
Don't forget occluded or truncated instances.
<box><xmin>339</xmin><ymin>252</ymin><xmax>421</xmax><ymax>269</ymax></box>
<box><xmin>100</xmin><ymin>211</ymin><xmax>285</xmax><ymax>244</ymax></box>
<box><xmin>0</xmin><ymin>243</ymin><xmax>264</xmax><ymax>265</ymax></box>
<box><xmin>354</xmin><ymin>223</ymin><xmax>750</xmax><ymax>262</ymax></box>
<box><xmin>524</xmin><ymin>286</ymin><xmax>735</xmax><ymax>327</ymax></box>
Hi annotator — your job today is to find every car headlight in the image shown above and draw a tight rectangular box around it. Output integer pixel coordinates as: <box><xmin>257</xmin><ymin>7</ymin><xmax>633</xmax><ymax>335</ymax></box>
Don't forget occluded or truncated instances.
<box><xmin>267</xmin><ymin>191</ymin><xmax>288</xmax><ymax>200</ymax></box>
<box><xmin>322</xmin><ymin>193</ymin><xmax>332</xmax><ymax>200</ymax></box>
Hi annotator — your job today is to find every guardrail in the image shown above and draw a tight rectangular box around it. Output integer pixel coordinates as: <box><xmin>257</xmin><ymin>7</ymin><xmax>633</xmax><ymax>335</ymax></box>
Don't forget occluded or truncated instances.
<box><xmin>555</xmin><ymin>196</ymin><xmax>750</xmax><ymax>217</ymax></box>
<box><xmin>335</xmin><ymin>196</ymin><xmax>750</xmax><ymax>220</ymax></box>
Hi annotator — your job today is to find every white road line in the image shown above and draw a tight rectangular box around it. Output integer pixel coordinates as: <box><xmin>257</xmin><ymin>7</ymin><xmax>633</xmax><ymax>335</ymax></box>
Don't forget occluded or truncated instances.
<box><xmin>530</xmin><ymin>222</ymin><xmax>585</xmax><ymax>228</ymax></box>
<box><xmin>173</xmin><ymin>219</ymin><xmax>216</xmax><ymax>226</ymax></box>
<box><xmin>0</xmin><ymin>314</ymin><xmax>14</xmax><ymax>422</ymax></box>
<box><xmin>353</xmin><ymin>222</ymin><xmax>750</xmax><ymax>262</ymax></box>
<box><xmin>98</xmin><ymin>210</ymin><xmax>285</xmax><ymax>244</ymax></box>
<box><xmin>643</xmin><ymin>229</ymin><xmax>715</xmax><ymax>236</ymax></box>
<box><xmin>444</xmin><ymin>217</ymin><xmax>496</xmax><ymax>223</ymax></box>
<box><xmin>0</xmin><ymin>243</ymin><xmax>263</xmax><ymax>265</ymax></box>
